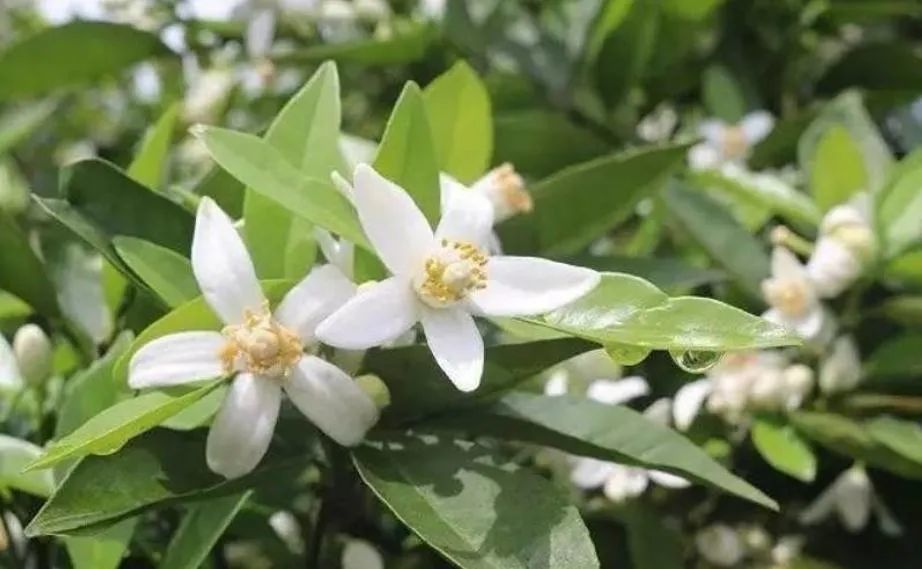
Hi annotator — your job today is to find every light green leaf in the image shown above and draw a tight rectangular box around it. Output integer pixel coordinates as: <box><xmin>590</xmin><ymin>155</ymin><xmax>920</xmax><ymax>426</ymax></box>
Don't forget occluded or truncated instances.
<box><xmin>0</xmin><ymin>208</ymin><xmax>60</xmax><ymax>317</ymax></box>
<box><xmin>866</xmin><ymin>416</ymin><xmax>922</xmax><ymax>467</ymax></box>
<box><xmin>702</xmin><ymin>65</ymin><xmax>746</xmax><ymax>123</ymax></box>
<box><xmin>0</xmin><ymin>435</ymin><xmax>54</xmax><ymax>497</ymax></box>
<box><xmin>195</xmin><ymin>126</ymin><xmax>367</xmax><ymax>248</ymax></box>
<box><xmin>65</xmin><ymin>519</ymin><xmax>136</xmax><ymax>569</ymax></box>
<box><xmin>127</xmin><ymin>103</ymin><xmax>179</xmax><ymax>189</ymax></box>
<box><xmin>159</xmin><ymin>491</ymin><xmax>251</xmax><ymax>569</ymax></box>
<box><xmin>0</xmin><ymin>99</ymin><xmax>58</xmax><ymax>155</ymax></box>
<box><xmin>878</xmin><ymin>150</ymin><xmax>922</xmax><ymax>257</ymax></box>
<box><xmin>113</xmin><ymin>236</ymin><xmax>198</xmax><ymax>308</ymax></box>
<box><xmin>354</xmin><ymin>434</ymin><xmax>600</xmax><ymax>569</ymax></box>
<box><xmin>244</xmin><ymin>62</ymin><xmax>342</xmax><ymax>279</ymax></box>
<box><xmin>498</xmin><ymin>144</ymin><xmax>688</xmax><ymax>256</ymax></box>
<box><xmin>524</xmin><ymin>273</ymin><xmax>796</xmax><ymax>351</ymax></box>
<box><xmin>428</xmin><ymin>392</ymin><xmax>776</xmax><ymax>510</ymax></box>
<box><xmin>374</xmin><ymin>82</ymin><xmax>441</xmax><ymax>224</ymax></box>
<box><xmin>0</xmin><ymin>22</ymin><xmax>174</xmax><ymax>100</ymax></box>
<box><xmin>423</xmin><ymin>60</ymin><xmax>492</xmax><ymax>183</ymax></box>
<box><xmin>25</xmin><ymin>380</ymin><xmax>223</xmax><ymax>472</ymax></box>
<box><xmin>751</xmin><ymin>416</ymin><xmax>817</xmax><ymax>482</ymax></box>
<box><xmin>690</xmin><ymin>168</ymin><xmax>822</xmax><ymax>227</ymax></box>
<box><xmin>664</xmin><ymin>182</ymin><xmax>770</xmax><ymax>298</ymax></box>
<box><xmin>809</xmin><ymin>125</ymin><xmax>867</xmax><ymax>212</ymax></box>
<box><xmin>25</xmin><ymin>429</ymin><xmax>309</xmax><ymax>536</ymax></box>
<box><xmin>280</xmin><ymin>23</ymin><xmax>436</xmax><ymax>65</ymax></box>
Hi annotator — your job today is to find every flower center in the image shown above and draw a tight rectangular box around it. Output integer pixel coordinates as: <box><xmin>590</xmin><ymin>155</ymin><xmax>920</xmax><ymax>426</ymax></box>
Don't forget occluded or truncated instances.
<box><xmin>480</xmin><ymin>163</ymin><xmax>532</xmax><ymax>222</ymax></box>
<box><xmin>721</xmin><ymin>125</ymin><xmax>749</xmax><ymax>160</ymax></box>
<box><xmin>763</xmin><ymin>279</ymin><xmax>809</xmax><ymax>317</ymax></box>
<box><xmin>219</xmin><ymin>303</ymin><xmax>303</xmax><ymax>378</ymax></box>
<box><xmin>413</xmin><ymin>239</ymin><xmax>488</xmax><ymax>308</ymax></box>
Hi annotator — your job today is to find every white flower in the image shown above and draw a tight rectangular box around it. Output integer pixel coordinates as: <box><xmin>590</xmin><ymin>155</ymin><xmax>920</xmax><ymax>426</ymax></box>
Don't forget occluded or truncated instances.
<box><xmin>316</xmin><ymin>164</ymin><xmax>600</xmax><ymax>391</ymax></box>
<box><xmin>688</xmin><ymin>111</ymin><xmax>775</xmax><ymax>170</ymax></box>
<box><xmin>696</xmin><ymin>524</ymin><xmax>746</xmax><ymax>567</ymax></box>
<box><xmin>129</xmin><ymin>198</ymin><xmax>378</xmax><ymax>479</ymax></box>
<box><xmin>441</xmin><ymin>164</ymin><xmax>533</xmax><ymax>226</ymax></box>
<box><xmin>542</xmin><ymin>349</ymin><xmax>625</xmax><ymax>398</ymax></box>
<box><xmin>761</xmin><ymin>247</ymin><xmax>830</xmax><ymax>342</ymax></box>
<box><xmin>819</xmin><ymin>336</ymin><xmax>861</xmax><ymax>394</ymax></box>
<box><xmin>12</xmin><ymin>324</ymin><xmax>52</xmax><ymax>387</ymax></box>
<box><xmin>807</xmin><ymin>194</ymin><xmax>876</xmax><ymax>298</ymax></box>
<box><xmin>342</xmin><ymin>538</ymin><xmax>384</xmax><ymax>569</ymax></box>
<box><xmin>0</xmin><ymin>334</ymin><xmax>23</xmax><ymax>393</ymax></box>
<box><xmin>183</xmin><ymin>67</ymin><xmax>235</xmax><ymax>125</ymax></box>
<box><xmin>800</xmin><ymin>465</ymin><xmax>902</xmax><ymax>536</ymax></box>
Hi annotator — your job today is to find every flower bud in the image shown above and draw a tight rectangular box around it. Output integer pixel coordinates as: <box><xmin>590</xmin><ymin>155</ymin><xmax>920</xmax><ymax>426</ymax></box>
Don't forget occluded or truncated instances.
<box><xmin>12</xmin><ymin>324</ymin><xmax>52</xmax><ymax>387</ymax></box>
<box><xmin>819</xmin><ymin>336</ymin><xmax>861</xmax><ymax>394</ymax></box>
<box><xmin>807</xmin><ymin>195</ymin><xmax>877</xmax><ymax>297</ymax></box>
<box><xmin>696</xmin><ymin>524</ymin><xmax>745</xmax><ymax>567</ymax></box>
<box><xmin>342</xmin><ymin>538</ymin><xmax>384</xmax><ymax>569</ymax></box>
<box><xmin>355</xmin><ymin>374</ymin><xmax>391</xmax><ymax>411</ymax></box>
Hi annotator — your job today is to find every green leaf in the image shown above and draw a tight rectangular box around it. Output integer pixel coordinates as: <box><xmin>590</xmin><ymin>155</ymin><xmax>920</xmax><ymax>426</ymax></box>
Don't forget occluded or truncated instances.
<box><xmin>866</xmin><ymin>416</ymin><xmax>922</xmax><ymax>467</ymax></box>
<box><xmin>159</xmin><ymin>492</ymin><xmax>251</xmax><ymax>569</ymax></box>
<box><xmin>820</xmin><ymin>42</ymin><xmax>922</xmax><ymax>94</ymax></box>
<box><xmin>0</xmin><ymin>99</ymin><xmax>58</xmax><ymax>154</ymax></box>
<box><xmin>0</xmin><ymin>208</ymin><xmax>60</xmax><ymax>317</ymax></box>
<box><xmin>423</xmin><ymin>60</ymin><xmax>492</xmax><ymax>183</ymax></box>
<box><xmin>751</xmin><ymin>416</ymin><xmax>817</xmax><ymax>482</ymax></box>
<box><xmin>127</xmin><ymin>103</ymin><xmax>179</xmax><ymax>189</ymax></box>
<box><xmin>664</xmin><ymin>182</ymin><xmax>769</xmax><ymax>298</ymax></box>
<box><xmin>65</xmin><ymin>519</ymin><xmax>136</xmax><ymax>569</ymax></box>
<box><xmin>364</xmin><ymin>338</ymin><xmax>594</xmax><ymax>424</ymax></box>
<box><xmin>195</xmin><ymin>126</ymin><xmax>368</xmax><ymax>248</ymax></box>
<box><xmin>427</xmin><ymin>393</ymin><xmax>776</xmax><ymax>510</ymax></box>
<box><xmin>878</xmin><ymin>151</ymin><xmax>922</xmax><ymax>257</ymax></box>
<box><xmin>374</xmin><ymin>82</ymin><xmax>441</xmax><ymax>224</ymax></box>
<box><xmin>702</xmin><ymin>65</ymin><xmax>747</xmax><ymax>123</ymax></box>
<box><xmin>113</xmin><ymin>237</ymin><xmax>198</xmax><ymax>308</ymax></box>
<box><xmin>622</xmin><ymin>504</ymin><xmax>684</xmax><ymax>569</ymax></box>
<box><xmin>493</xmin><ymin>110</ymin><xmax>608</xmax><ymax>179</ymax></box>
<box><xmin>594</xmin><ymin>0</ymin><xmax>659</xmax><ymax>107</ymax></box>
<box><xmin>112</xmin><ymin>280</ymin><xmax>293</xmax><ymax>385</ymax></box>
<box><xmin>864</xmin><ymin>334</ymin><xmax>922</xmax><ymax>380</ymax></box>
<box><xmin>571</xmin><ymin>255</ymin><xmax>725</xmax><ymax>291</ymax></box>
<box><xmin>25</xmin><ymin>380</ymin><xmax>223</xmax><ymax>472</ymax></box>
<box><xmin>354</xmin><ymin>434</ymin><xmax>600</xmax><ymax>569</ymax></box>
<box><xmin>281</xmin><ymin>23</ymin><xmax>436</xmax><ymax>65</ymax></box>
<box><xmin>497</xmin><ymin>144</ymin><xmax>688</xmax><ymax>256</ymax></box>
<box><xmin>0</xmin><ymin>435</ymin><xmax>54</xmax><ymax>497</ymax></box>
<box><xmin>791</xmin><ymin>411</ymin><xmax>922</xmax><ymax>479</ymax></box>
<box><xmin>25</xmin><ymin>429</ymin><xmax>309</xmax><ymax>536</ymax></box>
<box><xmin>244</xmin><ymin>62</ymin><xmax>343</xmax><ymax>279</ymax></box>
<box><xmin>524</xmin><ymin>272</ymin><xmax>796</xmax><ymax>351</ymax></box>
<box><xmin>809</xmin><ymin>125</ymin><xmax>867</xmax><ymax>212</ymax></box>
<box><xmin>0</xmin><ymin>22</ymin><xmax>174</xmax><ymax>100</ymax></box>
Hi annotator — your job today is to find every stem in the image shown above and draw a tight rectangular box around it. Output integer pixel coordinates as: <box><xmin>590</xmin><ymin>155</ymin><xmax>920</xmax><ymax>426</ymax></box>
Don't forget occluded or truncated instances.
<box><xmin>305</xmin><ymin>439</ymin><xmax>349</xmax><ymax>568</ymax></box>
<box><xmin>305</xmin><ymin>490</ymin><xmax>331</xmax><ymax>569</ymax></box>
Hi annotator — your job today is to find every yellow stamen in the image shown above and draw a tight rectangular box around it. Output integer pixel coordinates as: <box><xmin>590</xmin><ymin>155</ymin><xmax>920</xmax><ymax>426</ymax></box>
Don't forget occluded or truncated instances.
<box><xmin>219</xmin><ymin>302</ymin><xmax>303</xmax><ymax>378</ymax></box>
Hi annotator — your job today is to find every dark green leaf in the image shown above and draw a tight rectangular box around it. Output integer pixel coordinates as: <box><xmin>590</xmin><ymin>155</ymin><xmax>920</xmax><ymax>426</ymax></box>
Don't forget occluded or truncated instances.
<box><xmin>622</xmin><ymin>504</ymin><xmax>684</xmax><ymax>569</ymax></box>
<box><xmin>702</xmin><ymin>65</ymin><xmax>746</xmax><ymax>123</ymax></box>
<box><xmin>113</xmin><ymin>237</ymin><xmax>198</xmax><ymax>308</ymax></box>
<box><xmin>281</xmin><ymin>24</ymin><xmax>436</xmax><ymax>65</ymax></box>
<box><xmin>159</xmin><ymin>492</ymin><xmax>251</xmax><ymax>569</ymax></box>
<box><xmin>864</xmin><ymin>334</ymin><xmax>922</xmax><ymax>380</ymax></box>
<box><xmin>866</xmin><ymin>416</ymin><xmax>922</xmax><ymax>466</ymax></box>
<box><xmin>0</xmin><ymin>99</ymin><xmax>58</xmax><ymax>154</ymax></box>
<box><xmin>0</xmin><ymin>208</ymin><xmax>60</xmax><ymax>317</ymax></box>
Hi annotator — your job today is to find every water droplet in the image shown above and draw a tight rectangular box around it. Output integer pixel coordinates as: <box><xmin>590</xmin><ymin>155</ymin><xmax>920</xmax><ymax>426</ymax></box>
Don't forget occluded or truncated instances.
<box><xmin>669</xmin><ymin>349</ymin><xmax>723</xmax><ymax>373</ymax></box>
<box><xmin>605</xmin><ymin>344</ymin><xmax>652</xmax><ymax>366</ymax></box>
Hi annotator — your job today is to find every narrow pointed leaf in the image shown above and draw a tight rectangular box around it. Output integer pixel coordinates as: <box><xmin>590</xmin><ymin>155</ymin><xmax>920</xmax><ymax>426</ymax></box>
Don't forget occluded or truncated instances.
<box><xmin>0</xmin><ymin>208</ymin><xmax>60</xmax><ymax>317</ymax></box>
<box><xmin>113</xmin><ymin>236</ymin><xmax>198</xmax><ymax>308</ymax></box>
<box><xmin>159</xmin><ymin>492</ymin><xmax>251</xmax><ymax>569</ymax></box>
<box><xmin>128</xmin><ymin>103</ymin><xmax>179</xmax><ymax>189</ymax></box>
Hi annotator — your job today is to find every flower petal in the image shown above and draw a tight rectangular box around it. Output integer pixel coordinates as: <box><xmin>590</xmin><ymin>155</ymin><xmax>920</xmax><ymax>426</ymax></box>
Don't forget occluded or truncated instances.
<box><xmin>648</xmin><ymin>470</ymin><xmax>691</xmax><ymax>489</ymax></box>
<box><xmin>314</xmin><ymin>228</ymin><xmax>355</xmax><ymax>279</ymax></box>
<box><xmin>352</xmin><ymin>164</ymin><xmax>434</xmax><ymax>276</ymax></box>
<box><xmin>469</xmin><ymin>257</ymin><xmax>600</xmax><ymax>317</ymax></box>
<box><xmin>698</xmin><ymin>119</ymin><xmax>726</xmax><ymax>145</ymax></box>
<box><xmin>570</xmin><ymin>457</ymin><xmax>613</xmax><ymax>489</ymax></box>
<box><xmin>586</xmin><ymin>377</ymin><xmax>650</xmax><ymax>406</ymax></box>
<box><xmin>129</xmin><ymin>331</ymin><xmax>225</xmax><ymax>389</ymax></box>
<box><xmin>206</xmin><ymin>373</ymin><xmax>281</xmax><ymax>479</ymax></box>
<box><xmin>0</xmin><ymin>334</ymin><xmax>23</xmax><ymax>392</ymax></box>
<box><xmin>688</xmin><ymin>143</ymin><xmax>721</xmax><ymax>170</ymax></box>
<box><xmin>284</xmin><ymin>356</ymin><xmax>378</xmax><ymax>446</ymax></box>
<box><xmin>673</xmin><ymin>379</ymin><xmax>712</xmax><ymax>431</ymax></box>
<box><xmin>192</xmin><ymin>197</ymin><xmax>265</xmax><ymax>325</ymax></box>
<box><xmin>419</xmin><ymin>306</ymin><xmax>484</xmax><ymax>392</ymax></box>
<box><xmin>740</xmin><ymin>111</ymin><xmax>775</xmax><ymax>144</ymax></box>
<box><xmin>436</xmin><ymin>182</ymin><xmax>494</xmax><ymax>247</ymax></box>
<box><xmin>316</xmin><ymin>277</ymin><xmax>418</xmax><ymax>349</ymax></box>
<box><xmin>274</xmin><ymin>264</ymin><xmax>357</xmax><ymax>342</ymax></box>
<box><xmin>771</xmin><ymin>246</ymin><xmax>808</xmax><ymax>282</ymax></box>
<box><xmin>603</xmin><ymin>465</ymin><xmax>649</xmax><ymax>502</ymax></box>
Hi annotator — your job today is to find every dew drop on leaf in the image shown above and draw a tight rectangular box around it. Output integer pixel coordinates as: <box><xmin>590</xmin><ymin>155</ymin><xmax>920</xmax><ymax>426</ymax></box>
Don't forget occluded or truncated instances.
<box><xmin>668</xmin><ymin>349</ymin><xmax>723</xmax><ymax>373</ymax></box>
<box><xmin>605</xmin><ymin>343</ymin><xmax>652</xmax><ymax>366</ymax></box>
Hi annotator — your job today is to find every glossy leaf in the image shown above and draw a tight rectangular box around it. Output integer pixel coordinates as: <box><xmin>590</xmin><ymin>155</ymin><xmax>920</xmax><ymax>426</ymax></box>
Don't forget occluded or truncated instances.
<box><xmin>195</xmin><ymin>126</ymin><xmax>368</xmax><ymax>248</ymax></box>
<box><xmin>374</xmin><ymin>82</ymin><xmax>441</xmax><ymax>224</ymax></box>
<box><xmin>127</xmin><ymin>103</ymin><xmax>179</xmax><ymax>189</ymax></box>
<box><xmin>751</xmin><ymin>416</ymin><xmax>817</xmax><ymax>482</ymax></box>
<box><xmin>354</xmin><ymin>434</ymin><xmax>600</xmax><ymax>569</ymax></box>
<box><xmin>498</xmin><ymin>144</ymin><xmax>688</xmax><ymax>256</ymax></box>
<box><xmin>364</xmin><ymin>338</ymin><xmax>595</xmax><ymax>424</ymax></box>
<box><xmin>0</xmin><ymin>22</ymin><xmax>173</xmax><ymax>100</ymax></box>
<box><xmin>0</xmin><ymin>208</ymin><xmax>60</xmax><ymax>317</ymax></box>
<box><xmin>159</xmin><ymin>492</ymin><xmax>251</xmax><ymax>569</ymax></box>
<box><xmin>0</xmin><ymin>435</ymin><xmax>54</xmax><ymax>497</ymax></box>
<box><xmin>423</xmin><ymin>60</ymin><xmax>492</xmax><ymax>183</ymax></box>
<box><xmin>244</xmin><ymin>62</ymin><xmax>342</xmax><ymax>279</ymax></box>
<box><xmin>25</xmin><ymin>380</ymin><xmax>223</xmax><ymax>472</ymax></box>
<box><xmin>524</xmin><ymin>272</ymin><xmax>796</xmax><ymax>351</ymax></box>
<box><xmin>113</xmin><ymin>236</ymin><xmax>198</xmax><ymax>308</ymax></box>
<box><xmin>25</xmin><ymin>429</ymin><xmax>310</xmax><ymax>536</ymax></box>
<box><xmin>809</xmin><ymin>125</ymin><xmax>867</xmax><ymax>212</ymax></box>
<box><xmin>427</xmin><ymin>393</ymin><xmax>776</xmax><ymax>509</ymax></box>
<box><xmin>664</xmin><ymin>182</ymin><xmax>769</xmax><ymax>298</ymax></box>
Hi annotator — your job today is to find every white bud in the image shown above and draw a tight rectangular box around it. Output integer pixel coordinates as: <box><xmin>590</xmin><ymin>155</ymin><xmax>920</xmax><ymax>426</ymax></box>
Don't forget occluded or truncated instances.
<box><xmin>781</xmin><ymin>364</ymin><xmax>814</xmax><ymax>410</ymax></box>
<box><xmin>819</xmin><ymin>337</ymin><xmax>861</xmax><ymax>394</ymax></box>
<box><xmin>696</xmin><ymin>524</ymin><xmax>745</xmax><ymax>567</ymax></box>
<box><xmin>342</xmin><ymin>538</ymin><xmax>384</xmax><ymax>569</ymax></box>
<box><xmin>268</xmin><ymin>511</ymin><xmax>304</xmax><ymax>554</ymax></box>
<box><xmin>355</xmin><ymin>374</ymin><xmax>391</xmax><ymax>411</ymax></box>
<box><xmin>12</xmin><ymin>324</ymin><xmax>52</xmax><ymax>387</ymax></box>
